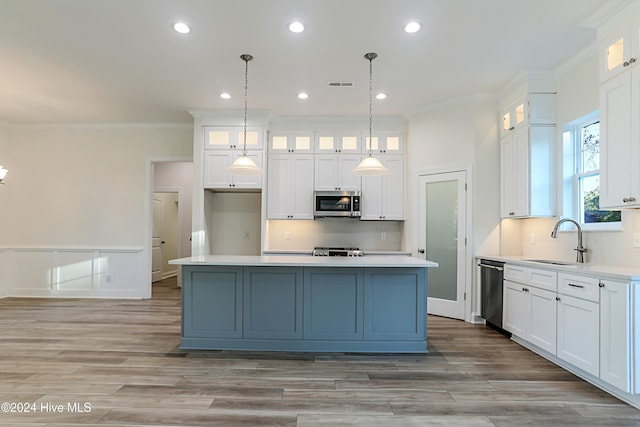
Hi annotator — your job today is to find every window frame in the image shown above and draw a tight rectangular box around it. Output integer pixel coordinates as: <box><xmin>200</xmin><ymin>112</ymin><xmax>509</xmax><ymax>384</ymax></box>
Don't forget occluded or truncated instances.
<box><xmin>562</xmin><ymin>112</ymin><xmax>622</xmax><ymax>232</ymax></box>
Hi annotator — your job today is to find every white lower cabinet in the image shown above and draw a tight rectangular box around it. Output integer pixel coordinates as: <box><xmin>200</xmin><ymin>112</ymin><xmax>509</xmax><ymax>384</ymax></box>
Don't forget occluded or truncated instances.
<box><xmin>503</xmin><ymin>265</ymin><xmax>639</xmax><ymax>397</ymax></box>
<box><xmin>556</xmin><ymin>293</ymin><xmax>600</xmax><ymax>377</ymax></box>
<box><xmin>600</xmin><ymin>279</ymin><xmax>632</xmax><ymax>392</ymax></box>
<box><xmin>503</xmin><ymin>278</ymin><xmax>556</xmax><ymax>354</ymax></box>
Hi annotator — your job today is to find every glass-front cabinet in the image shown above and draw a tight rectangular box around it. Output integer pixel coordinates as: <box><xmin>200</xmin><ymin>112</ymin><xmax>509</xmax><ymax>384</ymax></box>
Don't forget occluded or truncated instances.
<box><xmin>269</xmin><ymin>132</ymin><xmax>314</xmax><ymax>153</ymax></box>
<box><xmin>315</xmin><ymin>132</ymin><xmax>362</xmax><ymax>154</ymax></box>
<box><xmin>599</xmin><ymin>23</ymin><xmax>640</xmax><ymax>83</ymax></box>
<box><xmin>204</xmin><ymin>126</ymin><xmax>262</xmax><ymax>150</ymax></box>
<box><xmin>363</xmin><ymin>133</ymin><xmax>403</xmax><ymax>155</ymax></box>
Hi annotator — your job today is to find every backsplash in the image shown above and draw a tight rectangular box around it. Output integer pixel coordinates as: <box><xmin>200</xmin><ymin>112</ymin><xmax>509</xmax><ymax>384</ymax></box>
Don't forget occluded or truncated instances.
<box><xmin>266</xmin><ymin>219</ymin><xmax>403</xmax><ymax>252</ymax></box>
<box><xmin>500</xmin><ymin>210</ymin><xmax>640</xmax><ymax>268</ymax></box>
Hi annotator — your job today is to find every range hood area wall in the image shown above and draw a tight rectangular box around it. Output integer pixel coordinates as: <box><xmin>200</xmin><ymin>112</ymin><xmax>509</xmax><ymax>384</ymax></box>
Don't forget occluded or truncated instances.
<box><xmin>266</xmin><ymin>219</ymin><xmax>403</xmax><ymax>252</ymax></box>
<box><xmin>206</xmin><ymin>191</ymin><xmax>262</xmax><ymax>256</ymax></box>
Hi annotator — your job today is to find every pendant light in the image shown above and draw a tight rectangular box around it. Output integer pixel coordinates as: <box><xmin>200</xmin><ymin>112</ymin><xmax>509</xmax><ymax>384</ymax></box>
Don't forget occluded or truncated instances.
<box><xmin>225</xmin><ymin>54</ymin><xmax>263</xmax><ymax>176</ymax></box>
<box><xmin>0</xmin><ymin>165</ymin><xmax>7</xmax><ymax>184</ymax></box>
<box><xmin>353</xmin><ymin>52</ymin><xmax>390</xmax><ymax>176</ymax></box>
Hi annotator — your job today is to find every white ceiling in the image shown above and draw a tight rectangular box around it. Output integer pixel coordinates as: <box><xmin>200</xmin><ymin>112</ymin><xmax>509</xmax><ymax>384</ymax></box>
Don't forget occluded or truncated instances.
<box><xmin>0</xmin><ymin>0</ymin><xmax>615</xmax><ymax>124</ymax></box>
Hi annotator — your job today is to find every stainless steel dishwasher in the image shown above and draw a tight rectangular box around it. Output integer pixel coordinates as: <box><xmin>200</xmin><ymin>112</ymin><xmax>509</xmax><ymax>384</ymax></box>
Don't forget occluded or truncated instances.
<box><xmin>478</xmin><ymin>259</ymin><xmax>510</xmax><ymax>336</ymax></box>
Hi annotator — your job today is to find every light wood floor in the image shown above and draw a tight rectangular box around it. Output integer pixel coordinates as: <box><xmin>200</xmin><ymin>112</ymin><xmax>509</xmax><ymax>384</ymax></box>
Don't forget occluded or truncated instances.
<box><xmin>0</xmin><ymin>277</ymin><xmax>639</xmax><ymax>426</ymax></box>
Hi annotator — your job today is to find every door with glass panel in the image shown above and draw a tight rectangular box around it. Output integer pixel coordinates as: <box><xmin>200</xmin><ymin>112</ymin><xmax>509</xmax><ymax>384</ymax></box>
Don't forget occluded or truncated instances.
<box><xmin>418</xmin><ymin>171</ymin><xmax>467</xmax><ymax>319</ymax></box>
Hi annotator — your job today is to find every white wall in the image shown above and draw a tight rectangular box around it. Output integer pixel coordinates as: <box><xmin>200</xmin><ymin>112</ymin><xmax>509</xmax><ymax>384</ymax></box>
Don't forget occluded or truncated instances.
<box><xmin>3</xmin><ymin>124</ymin><xmax>193</xmax><ymax>298</ymax></box>
<box><xmin>207</xmin><ymin>192</ymin><xmax>262</xmax><ymax>255</ymax></box>
<box><xmin>405</xmin><ymin>96</ymin><xmax>501</xmax><ymax>256</ymax></box>
<box><xmin>0</xmin><ymin>125</ymin><xmax>10</xmax><ymax>297</ymax></box>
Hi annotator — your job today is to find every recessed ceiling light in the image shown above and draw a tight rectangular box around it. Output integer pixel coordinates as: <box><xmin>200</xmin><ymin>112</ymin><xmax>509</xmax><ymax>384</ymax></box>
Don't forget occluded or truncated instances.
<box><xmin>220</xmin><ymin>92</ymin><xmax>231</xmax><ymax>100</ymax></box>
<box><xmin>173</xmin><ymin>22</ymin><xmax>191</xmax><ymax>34</ymax></box>
<box><xmin>376</xmin><ymin>93</ymin><xmax>387</xmax><ymax>100</ymax></box>
<box><xmin>404</xmin><ymin>21</ymin><xmax>421</xmax><ymax>33</ymax></box>
<box><xmin>289</xmin><ymin>21</ymin><xmax>305</xmax><ymax>33</ymax></box>
<box><xmin>297</xmin><ymin>92</ymin><xmax>309</xmax><ymax>100</ymax></box>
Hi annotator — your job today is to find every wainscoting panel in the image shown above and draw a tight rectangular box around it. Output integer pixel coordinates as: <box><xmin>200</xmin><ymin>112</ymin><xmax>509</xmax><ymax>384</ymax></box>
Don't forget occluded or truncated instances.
<box><xmin>5</xmin><ymin>247</ymin><xmax>147</xmax><ymax>299</ymax></box>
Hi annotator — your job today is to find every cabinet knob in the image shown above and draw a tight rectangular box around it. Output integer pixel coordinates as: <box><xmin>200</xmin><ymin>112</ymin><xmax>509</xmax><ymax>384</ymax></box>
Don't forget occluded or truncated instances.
<box><xmin>509</xmin><ymin>126</ymin><xmax>515</xmax><ymax>131</ymax></box>
<box><xmin>623</xmin><ymin>197</ymin><xmax>635</xmax><ymax>202</ymax></box>
<box><xmin>630</xmin><ymin>57</ymin><xmax>637</xmax><ymax>64</ymax></box>
<box><xmin>624</xmin><ymin>61</ymin><xmax>630</xmax><ymax>67</ymax></box>
<box><xmin>556</xmin><ymin>296</ymin><xmax>560</xmax><ymax>301</ymax></box>
<box><xmin>509</xmin><ymin>212</ymin><xmax>515</xmax><ymax>216</ymax></box>
<box><xmin>418</xmin><ymin>249</ymin><xmax>425</xmax><ymax>254</ymax></box>
<box><xmin>599</xmin><ymin>282</ymin><xmax>605</xmax><ymax>288</ymax></box>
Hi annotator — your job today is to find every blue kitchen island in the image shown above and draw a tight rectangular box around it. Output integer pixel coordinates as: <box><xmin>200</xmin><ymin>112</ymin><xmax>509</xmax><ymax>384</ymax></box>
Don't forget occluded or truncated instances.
<box><xmin>169</xmin><ymin>255</ymin><xmax>437</xmax><ymax>353</ymax></box>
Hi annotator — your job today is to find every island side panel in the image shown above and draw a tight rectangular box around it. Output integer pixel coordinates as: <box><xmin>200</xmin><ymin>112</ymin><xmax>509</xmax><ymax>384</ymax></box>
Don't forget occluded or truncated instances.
<box><xmin>303</xmin><ymin>267</ymin><xmax>364</xmax><ymax>340</ymax></box>
<box><xmin>364</xmin><ymin>267</ymin><xmax>427</xmax><ymax>341</ymax></box>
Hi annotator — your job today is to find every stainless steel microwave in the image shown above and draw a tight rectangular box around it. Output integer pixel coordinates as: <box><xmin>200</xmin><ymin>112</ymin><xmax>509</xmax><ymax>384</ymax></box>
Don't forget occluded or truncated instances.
<box><xmin>314</xmin><ymin>191</ymin><xmax>361</xmax><ymax>218</ymax></box>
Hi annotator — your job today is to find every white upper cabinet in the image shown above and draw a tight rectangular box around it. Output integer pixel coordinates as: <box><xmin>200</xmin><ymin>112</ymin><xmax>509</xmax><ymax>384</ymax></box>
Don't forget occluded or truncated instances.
<box><xmin>360</xmin><ymin>155</ymin><xmax>404</xmax><ymax>221</ymax></box>
<box><xmin>362</xmin><ymin>133</ymin><xmax>404</xmax><ymax>155</ymax></box>
<box><xmin>267</xmin><ymin>155</ymin><xmax>314</xmax><ymax>219</ymax></box>
<box><xmin>599</xmin><ymin>22</ymin><xmax>640</xmax><ymax>83</ymax></box>
<box><xmin>600</xmin><ymin>59</ymin><xmax>640</xmax><ymax>209</ymax></box>
<box><xmin>314</xmin><ymin>132</ymin><xmax>362</xmax><ymax>154</ymax></box>
<box><xmin>500</xmin><ymin>126</ymin><xmax>556</xmax><ymax>218</ymax></box>
<box><xmin>314</xmin><ymin>155</ymin><xmax>362</xmax><ymax>192</ymax></box>
<box><xmin>500</xmin><ymin>94</ymin><xmax>556</xmax><ymax>137</ymax></box>
<box><xmin>268</xmin><ymin>132</ymin><xmax>314</xmax><ymax>153</ymax></box>
<box><xmin>204</xmin><ymin>151</ymin><xmax>263</xmax><ymax>190</ymax></box>
<box><xmin>204</xmin><ymin>126</ymin><xmax>263</xmax><ymax>150</ymax></box>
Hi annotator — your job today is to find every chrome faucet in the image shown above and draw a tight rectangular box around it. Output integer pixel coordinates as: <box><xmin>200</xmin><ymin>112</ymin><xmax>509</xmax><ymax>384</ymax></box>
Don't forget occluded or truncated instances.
<box><xmin>551</xmin><ymin>218</ymin><xmax>587</xmax><ymax>263</ymax></box>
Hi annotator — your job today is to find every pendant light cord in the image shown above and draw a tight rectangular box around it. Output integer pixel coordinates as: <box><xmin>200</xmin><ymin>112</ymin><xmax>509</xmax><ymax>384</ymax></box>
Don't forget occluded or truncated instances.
<box><xmin>240</xmin><ymin>54</ymin><xmax>253</xmax><ymax>156</ymax></box>
<box><xmin>364</xmin><ymin>52</ymin><xmax>377</xmax><ymax>157</ymax></box>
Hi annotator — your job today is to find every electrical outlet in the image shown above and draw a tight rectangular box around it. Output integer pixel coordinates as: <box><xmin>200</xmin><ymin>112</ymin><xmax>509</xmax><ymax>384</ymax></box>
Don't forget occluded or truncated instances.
<box><xmin>243</xmin><ymin>231</ymin><xmax>250</xmax><ymax>239</ymax></box>
<box><xmin>285</xmin><ymin>232</ymin><xmax>291</xmax><ymax>240</ymax></box>
<box><xmin>380</xmin><ymin>232</ymin><xmax>387</xmax><ymax>241</ymax></box>
<box><xmin>529</xmin><ymin>233</ymin><xmax>536</xmax><ymax>244</ymax></box>
<box><xmin>634</xmin><ymin>232</ymin><xmax>640</xmax><ymax>248</ymax></box>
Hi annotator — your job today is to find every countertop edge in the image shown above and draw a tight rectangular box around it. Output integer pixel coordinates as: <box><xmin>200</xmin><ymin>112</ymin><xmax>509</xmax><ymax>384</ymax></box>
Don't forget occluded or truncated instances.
<box><xmin>170</xmin><ymin>255</ymin><xmax>437</xmax><ymax>268</ymax></box>
<box><xmin>475</xmin><ymin>255</ymin><xmax>640</xmax><ymax>281</ymax></box>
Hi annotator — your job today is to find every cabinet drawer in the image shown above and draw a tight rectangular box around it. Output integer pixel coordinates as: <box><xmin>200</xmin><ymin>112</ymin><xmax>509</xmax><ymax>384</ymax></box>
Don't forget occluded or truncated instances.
<box><xmin>528</xmin><ymin>268</ymin><xmax>557</xmax><ymax>292</ymax></box>
<box><xmin>558</xmin><ymin>273</ymin><xmax>600</xmax><ymax>303</ymax></box>
<box><xmin>504</xmin><ymin>264</ymin><xmax>527</xmax><ymax>283</ymax></box>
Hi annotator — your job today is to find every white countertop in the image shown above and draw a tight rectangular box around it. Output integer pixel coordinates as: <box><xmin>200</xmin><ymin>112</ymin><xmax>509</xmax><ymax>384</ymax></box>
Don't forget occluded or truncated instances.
<box><xmin>476</xmin><ymin>255</ymin><xmax>640</xmax><ymax>281</ymax></box>
<box><xmin>170</xmin><ymin>255</ymin><xmax>438</xmax><ymax>268</ymax></box>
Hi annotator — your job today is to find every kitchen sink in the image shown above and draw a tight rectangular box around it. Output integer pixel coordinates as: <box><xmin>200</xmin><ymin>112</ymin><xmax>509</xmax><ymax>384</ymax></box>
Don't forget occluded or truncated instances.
<box><xmin>523</xmin><ymin>259</ymin><xmax>576</xmax><ymax>266</ymax></box>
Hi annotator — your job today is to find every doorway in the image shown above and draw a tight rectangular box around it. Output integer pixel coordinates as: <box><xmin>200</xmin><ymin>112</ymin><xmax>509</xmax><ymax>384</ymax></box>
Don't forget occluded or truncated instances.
<box><xmin>418</xmin><ymin>169</ymin><xmax>470</xmax><ymax>320</ymax></box>
<box><xmin>152</xmin><ymin>192</ymin><xmax>179</xmax><ymax>282</ymax></box>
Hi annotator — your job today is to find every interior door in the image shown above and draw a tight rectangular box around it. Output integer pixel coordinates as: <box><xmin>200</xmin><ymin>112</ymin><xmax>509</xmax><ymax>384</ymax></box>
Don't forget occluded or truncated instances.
<box><xmin>151</xmin><ymin>195</ymin><xmax>163</xmax><ymax>282</ymax></box>
<box><xmin>418</xmin><ymin>171</ymin><xmax>467</xmax><ymax>319</ymax></box>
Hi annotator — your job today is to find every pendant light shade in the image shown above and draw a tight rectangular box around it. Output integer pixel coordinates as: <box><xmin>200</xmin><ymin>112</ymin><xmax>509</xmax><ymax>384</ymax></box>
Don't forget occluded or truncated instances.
<box><xmin>225</xmin><ymin>154</ymin><xmax>262</xmax><ymax>175</ymax></box>
<box><xmin>353</xmin><ymin>52</ymin><xmax>390</xmax><ymax>176</ymax></box>
<box><xmin>0</xmin><ymin>165</ymin><xmax>7</xmax><ymax>184</ymax></box>
<box><xmin>352</xmin><ymin>155</ymin><xmax>389</xmax><ymax>175</ymax></box>
<box><xmin>225</xmin><ymin>54</ymin><xmax>263</xmax><ymax>176</ymax></box>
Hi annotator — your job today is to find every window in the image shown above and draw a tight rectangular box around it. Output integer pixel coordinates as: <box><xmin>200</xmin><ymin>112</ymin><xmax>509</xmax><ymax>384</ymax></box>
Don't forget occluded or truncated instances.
<box><xmin>562</xmin><ymin>112</ymin><xmax>621</xmax><ymax>229</ymax></box>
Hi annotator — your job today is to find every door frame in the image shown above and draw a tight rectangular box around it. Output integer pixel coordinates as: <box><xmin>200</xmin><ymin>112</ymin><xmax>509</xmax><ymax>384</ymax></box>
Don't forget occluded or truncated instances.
<box><xmin>414</xmin><ymin>164</ymin><xmax>474</xmax><ymax>322</ymax></box>
<box><xmin>145</xmin><ymin>157</ymin><xmax>192</xmax><ymax>297</ymax></box>
<box><xmin>153</xmin><ymin>189</ymin><xmax>182</xmax><ymax>281</ymax></box>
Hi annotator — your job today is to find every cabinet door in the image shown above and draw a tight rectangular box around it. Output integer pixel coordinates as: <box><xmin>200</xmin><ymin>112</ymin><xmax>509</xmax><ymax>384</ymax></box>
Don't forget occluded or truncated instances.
<box><xmin>364</xmin><ymin>268</ymin><xmax>426</xmax><ymax>341</ymax></box>
<box><xmin>243</xmin><ymin>267</ymin><xmax>303</xmax><ymax>340</ymax></box>
<box><xmin>269</xmin><ymin>133</ymin><xmax>314</xmax><ymax>153</ymax></box>
<box><xmin>337</xmin><ymin>155</ymin><xmax>362</xmax><ymax>191</ymax></box>
<box><xmin>599</xmin><ymin>29</ymin><xmax>636</xmax><ymax>83</ymax></box>
<box><xmin>232</xmin><ymin>152</ymin><xmax>263</xmax><ymax>189</ymax></box>
<box><xmin>182</xmin><ymin>267</ymin><xmax>243</xmax><ymax>339</ymax></box>
<box><xmin>503</xmin><ymin>280</ymin><xmax>527</xmax><ymax>337</ymax></box>
<box><xmin>204</xmin><ymin>152</ymin><xmax>233</xmax><ymax>188</ymax></box>
<box><xmin>290</xmin><ymin>156</ymin><xmax>314</xmax><ymax>219</ymax></box>
<box><xmin>303</xmin><ymin>268</ymin><xmax>364</xmax><ymax>340</ymax></box>
<box><xmin>557</xmin><ymin>294</ymin><xmax>599</xmax><ymax>377</ymax></box>
<box><xmin>500</xmin><ymin>128</ymin><xmax>528</xmax><ymax>217</ymax></box>
<box><xmin>360</xmin><ymin>156</ymin><xmax>403</xmax><ymax>221</ymax></box>
<box><xmin>381</xmin><ymin>156</ymin><xmax>404</xmax><ymax>220</ymax></box>
<box><xmin>600</xmin><ymin>279</ymin><xmax>632</xmax><ymax>392</ymax></box>
<box><xmin>600</xmin><ymin>72</ymin><xmax>634</xmax><ymax>208</ymax></box>
<box><xmin>527</xmin><ymin>287</ymin><xmax>557</xmax><ymax>354</ymax></box>
<box><xmin>267</xmin><ymin>155</ymin><xmax>291</xmax><ymax>218</ymax></box>
<box><xmin>314</xmin><ymin>156</ymin><xmax>339</xmax><ymax>191</ymax></box>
